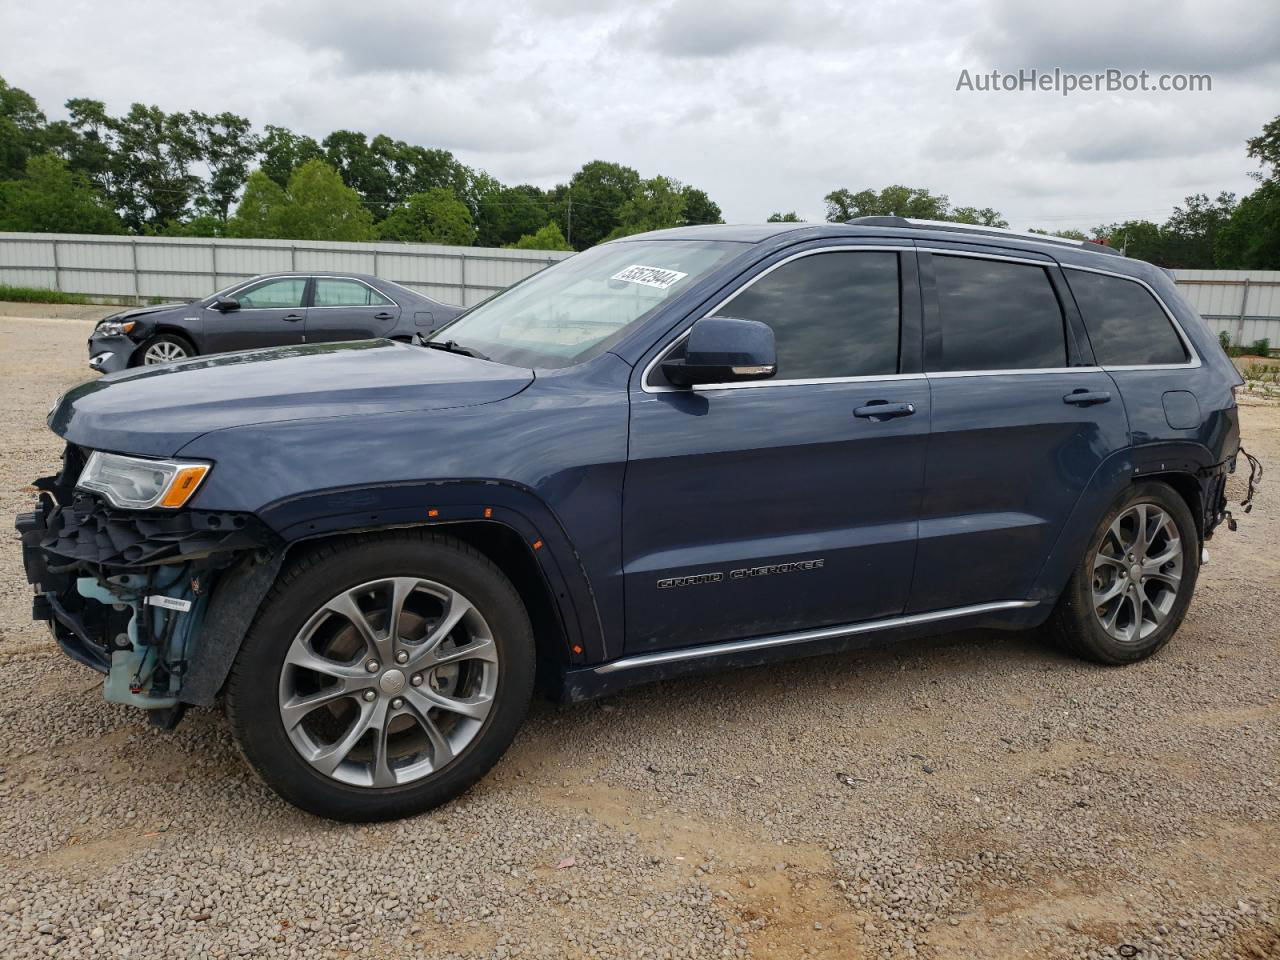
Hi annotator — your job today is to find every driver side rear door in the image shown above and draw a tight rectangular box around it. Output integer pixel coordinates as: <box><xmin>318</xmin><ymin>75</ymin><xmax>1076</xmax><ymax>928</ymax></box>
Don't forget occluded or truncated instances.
<box><xmin>304</xmin><ymin>278</ymin><xmax>401</xmax><ymax>343</ymax></box>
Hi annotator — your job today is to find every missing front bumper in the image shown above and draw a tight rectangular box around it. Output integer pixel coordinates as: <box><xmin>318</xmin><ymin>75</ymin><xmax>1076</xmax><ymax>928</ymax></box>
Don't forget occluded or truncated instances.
<box><xmin>16</xmin><ymin>472</ymin><xmax>283</xmax><ymax>713</ymax></box>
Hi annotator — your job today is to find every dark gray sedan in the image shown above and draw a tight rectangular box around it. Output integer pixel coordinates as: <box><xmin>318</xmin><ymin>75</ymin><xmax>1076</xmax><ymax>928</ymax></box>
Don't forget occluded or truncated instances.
<box><xmin>87</xmin><ymin>272</ymin><xmax>463</xmax><ymax>373</ymax></box>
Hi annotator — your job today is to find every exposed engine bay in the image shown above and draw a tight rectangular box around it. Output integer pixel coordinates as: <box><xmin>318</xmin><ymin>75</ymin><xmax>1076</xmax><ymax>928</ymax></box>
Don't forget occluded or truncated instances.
<box><xmin>16</xmin><ymin>445</ymin><xmax>280</xmax><ymax>728</ymax></box>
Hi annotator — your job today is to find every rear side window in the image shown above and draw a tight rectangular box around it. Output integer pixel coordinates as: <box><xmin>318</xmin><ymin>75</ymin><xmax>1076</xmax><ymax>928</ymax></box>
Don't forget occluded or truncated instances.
<box><xmin>715</xmin><ymin>250</ymin><xmax>901</xmax><ymax>379</ymax></box>
<box><xmin>1067</xmin><ymin>270</ymin><xmax>1188</xmax><ymax>366</ymax></box>
<box><xmin>931</xmin><ymin>256</ymin><xmax>1066</xmax><ymax>371</ymax></box>
<box><xmin>314</xmin><ymin>279</ymin><xmax>392</xmax><ymax>307</ymax></box>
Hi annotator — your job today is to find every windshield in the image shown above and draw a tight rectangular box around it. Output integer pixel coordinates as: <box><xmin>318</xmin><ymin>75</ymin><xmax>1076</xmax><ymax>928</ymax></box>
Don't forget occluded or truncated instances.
<box><xmin>429</xmin><ymin>239</ymin><xmax>746</xmax><ymax>368</ymax></box>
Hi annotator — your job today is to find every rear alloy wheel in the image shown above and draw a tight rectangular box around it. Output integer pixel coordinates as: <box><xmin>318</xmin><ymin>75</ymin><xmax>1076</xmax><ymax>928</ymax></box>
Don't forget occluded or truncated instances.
<box><xmin>139</xmin><ymin>334</ymin><xmax>193</xmax><ymax>365</ymax></box>
<box><xmin>1090</xmin><ymin>503</ymin><xmax>1184</xmax><ymax>645</ymax></box>
<box><xmin>1049</xmin><ymin>482</ymin><xmax>1199</xmax><ymax>664</ymax></box>
<box><xmin>227</xmin><ymin>533</ymin><xmax>534</xmax><ymax>821</ymax></box>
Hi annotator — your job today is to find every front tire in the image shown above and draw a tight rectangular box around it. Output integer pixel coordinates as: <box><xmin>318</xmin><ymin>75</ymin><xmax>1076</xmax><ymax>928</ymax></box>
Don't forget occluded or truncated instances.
<box><xmin>135</xmin><ymin>333</ymin><xmax>195</xmax><ymax>366</ymax></box>
<box><xmin>1049</xmin><ymin>482</ymin><xmax>1200</xmax><ymax>664</ymax></box>
<box><xmin>225</xmin><ymin>532</ymin><xmax>535</xmax><ymax>821</ymax></box>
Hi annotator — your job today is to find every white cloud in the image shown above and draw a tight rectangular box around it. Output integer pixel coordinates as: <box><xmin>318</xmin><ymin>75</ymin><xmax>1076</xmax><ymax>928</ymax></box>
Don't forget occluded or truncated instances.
<box><xmin>0</xmin><ymin>0</ymin><xmax>1275</xmax><ymax>233</ymax></box>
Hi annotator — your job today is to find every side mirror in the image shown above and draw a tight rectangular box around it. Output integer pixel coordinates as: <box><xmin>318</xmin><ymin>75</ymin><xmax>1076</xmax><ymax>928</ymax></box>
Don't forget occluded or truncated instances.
<box><xmin>211</xmin><ymin>297</ymin><xmax>240</xmax><ymax>312</ymax></box>
<box><xmin>661</xmin><ymin>316</ymin><xmax>777</xmax><ymax>388</ymax></box>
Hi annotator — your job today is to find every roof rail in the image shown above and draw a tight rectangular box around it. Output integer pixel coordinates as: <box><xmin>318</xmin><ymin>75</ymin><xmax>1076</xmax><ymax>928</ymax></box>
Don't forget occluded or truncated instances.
<box><xmin>845</xmin><ymin>216</ymin><xmax>1121</xmax><ymax>256</ymax></box>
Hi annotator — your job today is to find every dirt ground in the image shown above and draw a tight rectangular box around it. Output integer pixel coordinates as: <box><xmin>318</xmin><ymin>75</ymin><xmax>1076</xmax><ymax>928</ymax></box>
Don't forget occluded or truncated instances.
<box><xmin>0</xmin><ymin>313</ymin><xmax>1277</xmax><ymax>960</ymax></box>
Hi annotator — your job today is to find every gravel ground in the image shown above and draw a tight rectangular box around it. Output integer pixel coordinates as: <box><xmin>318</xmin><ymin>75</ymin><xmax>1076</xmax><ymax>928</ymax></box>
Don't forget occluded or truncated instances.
<box><xmin>1</xmin><ymin>314</ymin><xmax>1277</xmax><ymax>960</ymax></box>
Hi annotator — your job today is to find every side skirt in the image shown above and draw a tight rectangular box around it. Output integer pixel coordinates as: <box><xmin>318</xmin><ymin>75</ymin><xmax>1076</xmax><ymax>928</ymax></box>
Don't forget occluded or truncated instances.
<box><xmin>558</xmin><ymin>600</ymin><xmax>1043</xmax><ymax>702</ymax></box>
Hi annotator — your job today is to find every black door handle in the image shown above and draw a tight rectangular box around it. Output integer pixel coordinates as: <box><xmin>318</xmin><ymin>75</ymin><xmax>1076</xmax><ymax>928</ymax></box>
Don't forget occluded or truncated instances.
<box><xmin>1063</xmin><ymin>389</ymin><xmax>1111</xmax><ymax>406</ymax></box>
<box><xmin>854</xmin><ymin>400</ymin><xmax>916</xmax><ymax>421</ymax></box>
<box><xmin>282</xmin><ymin>313</ymin><xmax>304</xmax><ymax>322</ymax></box>
<box><xmin>374</xmin><ymin>312</ymin><xmax>394</xmax><ymax>320</ymax></box>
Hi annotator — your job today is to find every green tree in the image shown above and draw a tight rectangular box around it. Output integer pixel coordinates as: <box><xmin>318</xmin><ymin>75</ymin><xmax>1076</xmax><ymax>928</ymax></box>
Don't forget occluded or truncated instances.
<box><xmin>508</xmin><ymin>221</ymin><xmax>573</xmax><ymax>251</ymax></box>
<box><xmin>767</xmin><ymin>211</ymin><xmax>804</xmax><ymax>222</ymax></box>
<box><xmin>80</xmin><ymin>103</ymin><xmax>204</xmax><ymax>231</ymax></box>
<box><xmin>605</xmin><ymin>175</ymin><xmax>687</xmax><ymax>240</ymax></box>
<box><xmin>0</xmin><ymin>76</ymin><xmax>48</xmax><ymax>180</ymax></box>
<box><xmin>551</xmin><ymin>160</ymin><xmax>642</xmax><ymax>250</ymax></box>
<box><xmin>951</xmin><ymin>206</ymin><xmax>1009</xmax><ymax>228</ymax></box>
<box><xmin>1029</xmin><ymin>227</ymin><xmax>1089</xmax><ymax>241</ymax></box>
<box><xmin>476</xmin><ymin>183</ymin><xmax>550</xmax><ymax>247</ymax></box>
<box><xmin>259</xmin><ymin>125</ymin><xmax>323</xmax><ymax>188</ymax></box>
<box><xmin>822</xmin><ymin>185</ymin><xmax>1008</xmax><ymax>228</ymax></box>
<box><xmin>0</xmin><ymin>153</ymin><xmax>123</xmax><ymax>234</ymax></box>
<box><xmin>376</xmin><ymin>187</ymin><xmax>475</xmax><ymax>245</ymax></box>
<box><xmin>824</xmin><ymin>185</ymin><xmax>951</xmax><ymax>222</ymax></box>
<box><xmin>1162</xmin><ymin>192</ymin><xmax>1236</xmax><ymax>268</ymax></box>
<box><xmin>1215</xmin><ymin>114</ymin><xmax>1280</xmax><ymax>268</ymax></box>
<box><xmin>189</xmin><ymin>111</ymin><xmax>260</xmax><ymax>221</ymax></box>
<box><xmin>1216</xmin><ymin>180</ymin><xmax>1280</xmax><ymax>268</ymax></box>
<box><xmin>1091</xmin><ymin>220</ymin><xmax>1166</xmax><ymax>261</ymax></box>
<box><xmin>227</xmin><ymin>160</ymin><xmax>374</xmax><ymax>241</ymax></box>
<box><xmin>680</xmin><ymin>186</ymin><xmax>722</xmax><ymax>225</ymax></box>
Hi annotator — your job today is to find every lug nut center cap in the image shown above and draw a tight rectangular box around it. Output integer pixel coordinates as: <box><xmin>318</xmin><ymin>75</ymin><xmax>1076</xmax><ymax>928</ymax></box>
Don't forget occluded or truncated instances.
<box><xmin>379</xmin><ymin>669</ymin><xmax>406</xmax><ymax>695</ymax></box>
<box><xmin>1129</xmin><ymin>564</ymin><xmax>1142</xmax><ymax>582</ymax></box>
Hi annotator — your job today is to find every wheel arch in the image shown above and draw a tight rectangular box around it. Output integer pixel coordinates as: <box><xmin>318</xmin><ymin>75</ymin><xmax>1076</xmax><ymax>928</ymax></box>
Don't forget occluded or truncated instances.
<box><xmin>1028</xmin><ymin>441</ymin><xmax>1219</xmax><ymax>606</ymax></box>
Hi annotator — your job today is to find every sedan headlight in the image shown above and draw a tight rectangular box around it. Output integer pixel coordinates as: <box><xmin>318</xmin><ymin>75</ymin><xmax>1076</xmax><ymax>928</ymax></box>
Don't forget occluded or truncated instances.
<box><xmin>96</xmin><ymin>320</ymin><xmax>137</xmax><ymax>337</ymax></box>
<box><xmin>77</xmin><ymin>452</ymin><xmax>211</xmax><ymax>510</ymax></box>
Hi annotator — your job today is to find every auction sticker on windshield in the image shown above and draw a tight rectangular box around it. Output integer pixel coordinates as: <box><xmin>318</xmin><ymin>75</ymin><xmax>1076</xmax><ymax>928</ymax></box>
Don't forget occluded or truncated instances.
<box><xmin>610</xmin><ymin>264</ymin><xmax>689</xmax><ymax>289</ymax></box>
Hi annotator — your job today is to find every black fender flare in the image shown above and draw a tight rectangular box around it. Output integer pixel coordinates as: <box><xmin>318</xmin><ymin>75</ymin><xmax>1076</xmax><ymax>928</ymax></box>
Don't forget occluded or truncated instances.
<box><xmin>180</xmin><ymin>479</ymin><xmax>605</xmax><ymax>706</ymax></box>
<box><xmin>1027</xmin><ymin>440</ymin><xmax>1222</xmax><ymax>606</ymax></box>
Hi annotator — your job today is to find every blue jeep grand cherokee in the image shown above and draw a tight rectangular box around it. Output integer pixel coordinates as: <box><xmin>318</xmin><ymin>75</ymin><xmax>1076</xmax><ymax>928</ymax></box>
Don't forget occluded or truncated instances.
<box><xmin>17</xmin><ymin>218</ymin><xmax>1248</xmax><ymax>821</ymax></box>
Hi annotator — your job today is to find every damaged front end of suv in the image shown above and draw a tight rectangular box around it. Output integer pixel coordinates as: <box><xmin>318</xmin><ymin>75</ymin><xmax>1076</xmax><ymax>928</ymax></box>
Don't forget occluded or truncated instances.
<box><xmin>17</xmin><ymin>444</ymin><xmax>282</xmax><ymax>728</ymax></box>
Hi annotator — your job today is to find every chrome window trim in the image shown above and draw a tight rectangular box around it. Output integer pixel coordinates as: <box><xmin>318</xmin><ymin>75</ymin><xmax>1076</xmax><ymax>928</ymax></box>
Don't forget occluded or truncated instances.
<box><xmin>915</xmin><ymin>246</ymin><xmax>1056</xmax><ymax>267</ymax></box>
<box><xmin>594</xmin><ymin>600</ymin><xmax>1039</xmax><ymax>675</ymax></box>
<box><xmin>640</xmin><ymin>244</ymin><xmax>913</xmax><ymax>395</ymax></box>
<box><xmin>927</xmin><ymin>366</ymin><xmax>1101</xmax><ymax>379</ymax></box>
<box><xmin>309</xmin><ymin>276</ymin><xmax>395</xmax><ymax>309</ymax></box>
<box><xmin>1059</xmin><ymin>263</ymin><xmax>1202</xmax><ymax>371</ymax></box>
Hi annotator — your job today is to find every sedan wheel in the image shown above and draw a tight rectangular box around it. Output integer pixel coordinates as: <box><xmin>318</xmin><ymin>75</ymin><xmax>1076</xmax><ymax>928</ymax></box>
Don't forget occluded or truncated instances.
<box><xmin>142</xmin><ymin>338</ymin><xmax>190</xmax><ymax>364</ymax></box>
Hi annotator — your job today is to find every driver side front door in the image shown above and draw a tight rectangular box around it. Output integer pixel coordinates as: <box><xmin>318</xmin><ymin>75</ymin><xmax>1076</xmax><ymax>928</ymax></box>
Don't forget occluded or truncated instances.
<box><xmin>622</xmin><ymin>245</ymin><xmax>929</xmax><ymax>653</ymax></box>
<box><xmin>205</xmin><ymin>276</ymin><xmax>309</xmax><ymax>353</ymax></box>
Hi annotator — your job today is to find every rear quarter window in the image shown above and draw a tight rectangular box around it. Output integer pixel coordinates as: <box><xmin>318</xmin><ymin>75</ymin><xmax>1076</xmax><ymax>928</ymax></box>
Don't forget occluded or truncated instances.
<box><xmin>1066</xmin><ymin>269</ymin><xmax>1188</xmax><ymax>366</ymax></box>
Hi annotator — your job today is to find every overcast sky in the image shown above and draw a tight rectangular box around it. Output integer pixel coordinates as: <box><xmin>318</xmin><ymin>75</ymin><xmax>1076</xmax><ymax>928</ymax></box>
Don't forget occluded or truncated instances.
<box><xmin>2</xmin><ymin>0</ymin><xmax>1277</xmax><ymax>231</ymax></box>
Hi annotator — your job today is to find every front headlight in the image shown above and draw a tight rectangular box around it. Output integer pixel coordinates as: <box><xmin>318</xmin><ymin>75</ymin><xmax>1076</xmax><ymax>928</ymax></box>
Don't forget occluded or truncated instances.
<box><xmin>76</xmin><ymin>452</ymin><xmax>211</xmax><ymax>510</ymax></box>
<box><xmin>96</xmin><ymin>320</ymin><xmax>137</xmax><ymax>337</ymax></box>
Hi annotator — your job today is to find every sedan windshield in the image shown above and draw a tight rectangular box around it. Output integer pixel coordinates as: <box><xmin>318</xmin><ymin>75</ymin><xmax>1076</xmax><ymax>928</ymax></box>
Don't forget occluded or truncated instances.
<box><xmin>428</xmin><ymin>239</ymin><xmax>746</xmax><ymax>368</ymax></box>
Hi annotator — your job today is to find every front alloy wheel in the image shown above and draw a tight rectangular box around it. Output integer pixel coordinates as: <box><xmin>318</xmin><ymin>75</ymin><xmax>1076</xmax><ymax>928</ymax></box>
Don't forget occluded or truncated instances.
<box><xmin>142</xmin><ymin>338</ymin><xmax>190</xmax><ymax>364</ymax></box>
<box><xmin>227</xmin><ymin>532</ymin><xmax>535</xmax><ymax>821</ymax></box>
<box><xmin>279</xmin><ymin>577</ymin><xmax>498</xmax><ymax>788</ymax></box>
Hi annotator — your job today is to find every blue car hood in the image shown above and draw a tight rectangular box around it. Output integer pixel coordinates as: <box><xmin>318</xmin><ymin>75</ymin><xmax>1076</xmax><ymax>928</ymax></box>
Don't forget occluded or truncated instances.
<box><xmin>51</xmin><ymin>339</ymin><xmax>534</xmax><ymax>457</ymax></box>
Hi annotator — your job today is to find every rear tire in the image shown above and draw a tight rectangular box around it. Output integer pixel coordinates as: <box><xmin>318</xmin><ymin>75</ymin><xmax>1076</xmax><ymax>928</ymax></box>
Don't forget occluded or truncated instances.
<box><xmin>1048</xmin><ymin>482</ymin><xmax>1199</xmax><ymax>664</ymax></box>
<box><xmin>225</xmin><ymin>531</ymin><xmax>535</xmax><ymax>821</ymax></box>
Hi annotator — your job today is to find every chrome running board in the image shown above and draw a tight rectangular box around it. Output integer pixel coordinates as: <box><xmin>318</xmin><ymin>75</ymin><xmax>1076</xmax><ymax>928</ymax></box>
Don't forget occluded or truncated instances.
<box><xmin>595</xmin><ymin>600</ymin><xmax>1039</xmax><ymax>674</ymax></box>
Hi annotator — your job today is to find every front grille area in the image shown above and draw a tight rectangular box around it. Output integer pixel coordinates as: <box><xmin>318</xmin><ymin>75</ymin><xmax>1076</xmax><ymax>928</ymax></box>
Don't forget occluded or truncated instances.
<box><xmin>34</xmin><ymin>493</ymin><xmax>275</xmax><ymax>567</ymax></box>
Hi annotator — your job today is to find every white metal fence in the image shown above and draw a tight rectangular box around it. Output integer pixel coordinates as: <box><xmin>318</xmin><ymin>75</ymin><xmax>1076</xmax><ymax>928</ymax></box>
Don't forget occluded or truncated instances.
<box><xmin>1</xmin><ymin>233</ymin><xmax>1278</xmax><ymax>347</ymax></box>
<box><xmin>0</xmin><ymin>232</ymin><xmax>575</xmax><ymax>308</ymax></box>
<box><xmin>1170</xmin><ymin>269</ymin><xmax>1280</xmax><ymax>348</ymax></box>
